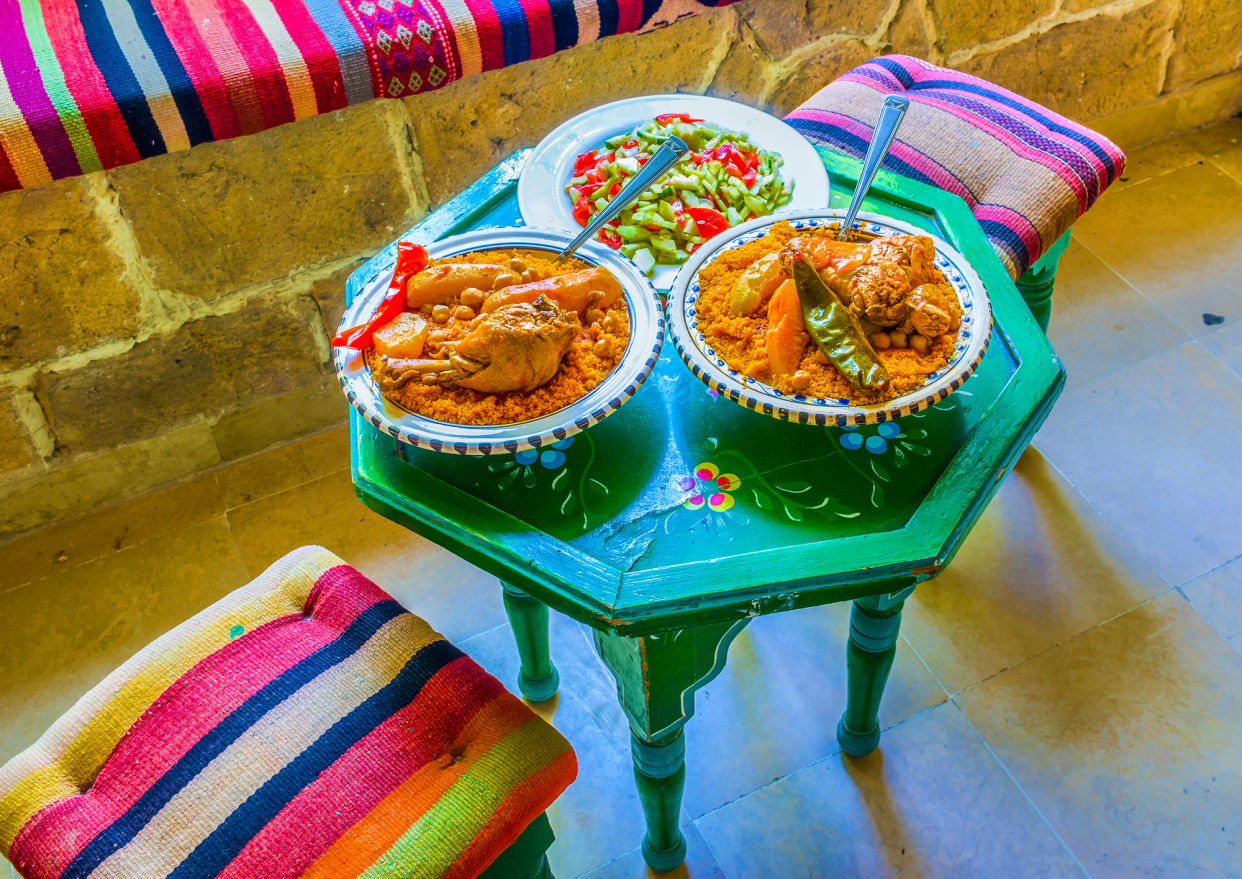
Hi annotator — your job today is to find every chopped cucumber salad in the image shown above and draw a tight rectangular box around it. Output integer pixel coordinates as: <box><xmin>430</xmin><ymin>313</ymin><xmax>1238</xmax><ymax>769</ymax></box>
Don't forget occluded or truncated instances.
<box><xmin>566</xmin><ymin>114</ymin><xmax>793</xmax><ymax>275</ymax></box>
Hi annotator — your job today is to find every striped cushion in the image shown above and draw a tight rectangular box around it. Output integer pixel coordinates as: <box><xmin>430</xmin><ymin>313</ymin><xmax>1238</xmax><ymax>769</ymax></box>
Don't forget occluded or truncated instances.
<box><xmin>784</xmin><ymin>55</ymin><xmax>1126</xmax><ymax>279</ymax></box>
<box><xmin>0</xmin><ymin>546</ymin><xmax>576</xmax><ymax>879</ymax></box>
<box><xmin>0</xmin><ymin>0</ymin><xmax>737</xmax><ymax>193</ymax></box>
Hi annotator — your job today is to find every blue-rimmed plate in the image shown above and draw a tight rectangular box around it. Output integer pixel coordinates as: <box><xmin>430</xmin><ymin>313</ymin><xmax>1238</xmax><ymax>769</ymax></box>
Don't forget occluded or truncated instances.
<box><xmin>334</xmin><ymin>227</ymin><xmax>664</xmax><ymax>455</ymax></box>
<box><xmin>666</xmin><ymin>209</ymin><xmax>991</xmax><ymax>426</ymax></box>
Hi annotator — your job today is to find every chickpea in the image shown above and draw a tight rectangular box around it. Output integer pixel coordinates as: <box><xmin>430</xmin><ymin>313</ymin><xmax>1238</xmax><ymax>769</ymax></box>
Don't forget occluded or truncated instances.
<box><xmin>460</xmin><ymin>287</ymin><xmax>485</xmax><ymax>309</ymax></box>
<box><xmin>521</xmin><ymin>268</ymin><xmax>540</xmax><ymax>283</ymax></box>
<box><xmin>492</xmin><ymin>272</ymin><xmax>519</xmax><ymax>290</ymax></box>
<box><xmin>791</xmin><ymin>371</ymin><xmax>812</xmax><ymax>392</ymax></box>
<box><xmin>454</xmin><ymin>305</ymin><xmax>476</xmax><ymax>321</ymax></box>
<box><xmin>593</xmin><ymin>337</ymin><xmax>616</xmax><ymax>359</ymax></box>
<box><xmin>601</xmin><ymin>313</ymin><xmax>620</xmax><ymax>334</ymax></box>
<box><xmin>868</xmin><ymin>332</ymin><xmax>891</xmax><ymax>351</ymax></box>
<box><xmin>508</xmin><ymin>256</ymin><xmax>527</xmax><ymax>274</ymax></box>
<box><xmin>888</xmin><ymin>330</ymin><xmax>908</xmax><ymax>349</ymax></box>
<box><xmin>909</xmin><ymin>333</ymin><xmax>930</xmax><ymax>355</ymax></box>
<box><xmin>584</xmin><ymin>307</ymin><xmax>605</xmax><ymax>325</ymax></box>
<box><xmin>432</xmin><ymin>304</ymin><xmax>451</xmax><ymax>323</ymax></box>
<box><xmin>420</xmin><ymin>303</ymin><xmax>435</xmax><ymax>315</ymax></box>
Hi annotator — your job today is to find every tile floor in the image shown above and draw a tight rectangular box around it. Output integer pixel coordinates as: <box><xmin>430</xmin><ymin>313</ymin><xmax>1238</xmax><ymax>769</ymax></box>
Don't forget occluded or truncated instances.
<box><xmin>4</xmin><ymin>119</ymin><xmax>1242</xmax><ymax>879</ymax></box>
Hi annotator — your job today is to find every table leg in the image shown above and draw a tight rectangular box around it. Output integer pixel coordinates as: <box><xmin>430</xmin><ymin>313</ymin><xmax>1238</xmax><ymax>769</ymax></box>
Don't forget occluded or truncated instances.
<box><xmin>1015</xmin><ymin>229</ymin><xmax>1072</xmax><ymax>334</ymax></box>
<box><xmin>501</xmin><ymin>582</ymin><xmax>560</xmax><ymax>702</ymax></box>
<box><xmin>593</xmin><ymin>619</ymin><xmax>748</xmax><ymax>871</ymax></box>
<box><xmin>837</xmin><ymin>594</ymin><xmax>906</xmax><ymax>757</ymax></box>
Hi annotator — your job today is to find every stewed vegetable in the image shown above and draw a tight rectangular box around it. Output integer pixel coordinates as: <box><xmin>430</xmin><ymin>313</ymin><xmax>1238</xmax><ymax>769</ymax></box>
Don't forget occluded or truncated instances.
<box><xmin>565</xmin><ymin>115</ymin><xmax>794</xmax><ymax>275</ymax></box>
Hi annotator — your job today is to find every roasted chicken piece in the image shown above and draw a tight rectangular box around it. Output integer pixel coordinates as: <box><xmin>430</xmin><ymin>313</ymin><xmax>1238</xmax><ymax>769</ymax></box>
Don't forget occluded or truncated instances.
<box><xmin>869</xmin><ymin>235</ymin><xmax>939</xmax><ymax>286</ymax></box>
<box><xmin>377</xmin><ymin>296</ymin><xmax>580</xmax><ymax>395</ymax></box>
<box><xmin>846</xmin><ymin>262</ymin><xmax>913</xmax><ymax>328</ymax></box>
<box><xmin>897</xmin><ymin>282</ymin><xmax>962</xmax><ymax>337</ymax></box>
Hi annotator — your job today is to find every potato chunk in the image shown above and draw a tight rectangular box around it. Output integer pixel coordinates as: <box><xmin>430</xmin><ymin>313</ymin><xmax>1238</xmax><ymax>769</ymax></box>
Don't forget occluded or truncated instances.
<box><xmin>372</xmin><ymin>312</ymin><xmax>429</xmax><ymax>359</ymax></box>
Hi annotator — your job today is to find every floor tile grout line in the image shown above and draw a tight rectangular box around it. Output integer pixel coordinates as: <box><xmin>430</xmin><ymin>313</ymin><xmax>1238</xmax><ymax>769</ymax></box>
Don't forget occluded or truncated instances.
<box><xmin>951</xmin><ymin>587</ymin><xmax>1176</xmax><ymax>701</ymax></box>
<box><xmin>1197</xmin><ymin>334</ymin><xmax>1242</xmax><ymax>384</ymax></box>
<box><xmin>1029</xmin><ymin>443</ymin><xmax>1181</xmax><ymax>593</ymax></box>
<box><xmin>1204</xmin><ymin>152</ymin><xmax>1242</xmax><ymax>189</ymax></box>
<box><xmin>1175</xmin><ymin>547</ymin><xmax>1242</xmax><ymax>590</ymax></box>
<box><xmin>1070</xmin><ymin>235</ymin><xmax>1201</xmax><ymax>340</ymax></box>
<box><xmin>898</xmin><ymin>629</ymin><xmax>953</xmax><ymax>700</ymax></box>
<box><xmin>686</xmin><ymin>698</ymin><xmax>950</xmax><ymax>826</ymax></box>
<box><xmin>693</xmin><ymin>820</ymin><xmax>731</xmax><ymax>879</ymax></box>
<box><xmin>949</xmin><ymin>699</ymin><xmax>1095</xmax><ymax>879</ymax></box>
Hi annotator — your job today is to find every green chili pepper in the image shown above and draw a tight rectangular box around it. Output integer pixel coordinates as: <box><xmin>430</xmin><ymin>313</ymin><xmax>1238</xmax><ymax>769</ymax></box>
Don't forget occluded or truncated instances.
<box><xmin>788</xmin><ymin>253</ymin><xmax>890</xmax><ymax>393</ymax></box>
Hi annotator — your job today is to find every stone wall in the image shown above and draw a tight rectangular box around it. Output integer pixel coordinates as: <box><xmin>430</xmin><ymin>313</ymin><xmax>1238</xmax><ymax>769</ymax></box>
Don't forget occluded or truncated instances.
<box><xmin>2</xmin><ymin>0</ymin><xmax>1239</xmax><ymax>536</ymax></box>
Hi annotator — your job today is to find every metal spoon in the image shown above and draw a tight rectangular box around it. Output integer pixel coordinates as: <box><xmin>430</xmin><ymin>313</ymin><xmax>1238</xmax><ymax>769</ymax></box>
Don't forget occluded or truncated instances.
<box><xmin>836</xmin><ymin>95</ymin><xmax>910</xmax><ymax>241</ymax></box>
<box><xmin>555</xmin><ymin>135</ymin><xmax>689</xmax><ymax>263</ymax></box>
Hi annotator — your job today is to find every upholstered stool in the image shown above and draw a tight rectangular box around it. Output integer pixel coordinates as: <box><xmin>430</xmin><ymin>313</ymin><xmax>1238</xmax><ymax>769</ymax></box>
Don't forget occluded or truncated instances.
<box><xmin>785</xmin><ymin>54</ymin><xmax>1126</xmax><ymax>331</ymax></box>
<box><xmin>0</xmin><ymin>546</ymin><xmax>576</xmax><ymax>879</ymax></box>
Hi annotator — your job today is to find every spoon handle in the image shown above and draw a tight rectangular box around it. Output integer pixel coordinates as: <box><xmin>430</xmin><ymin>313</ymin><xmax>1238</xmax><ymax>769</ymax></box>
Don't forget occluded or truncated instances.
<box><xmin>837</xmin><ymin>95</ymin><xmax>910</xmax><ymax>241</ymax></box>
<box><xmin>557</xmin><ymin>135</ymin><xmax>688</xmax><ymax>261</ymax></box>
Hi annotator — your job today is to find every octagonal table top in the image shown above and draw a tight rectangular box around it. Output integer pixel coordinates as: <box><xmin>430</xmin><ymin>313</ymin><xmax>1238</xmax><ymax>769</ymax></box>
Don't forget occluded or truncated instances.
<box><xmin>350</xmin><ymin>148</ymin><xmax>1065</xmax><ymax>636</ymax></box>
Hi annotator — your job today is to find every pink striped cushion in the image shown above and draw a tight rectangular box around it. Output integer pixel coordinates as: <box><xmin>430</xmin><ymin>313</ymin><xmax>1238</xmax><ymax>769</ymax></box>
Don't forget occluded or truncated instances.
<box><xmin>785</xmin><ymin>55</ymin><xmax>1126</xmax><ymax>279</ymax></box>
<box><xmin>0</xmin><ymin>546</ymin><xmax>576</xmax><ymax>879</ymax></box>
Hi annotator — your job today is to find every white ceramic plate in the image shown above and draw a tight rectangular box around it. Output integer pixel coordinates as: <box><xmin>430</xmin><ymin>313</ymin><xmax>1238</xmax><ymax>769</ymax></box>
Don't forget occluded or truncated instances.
<box><xmin>666</xmin><ymin>209</ymin><xmax>992</xmax><ymax>426</ymax></box>
<box><xmin>335</xmin><ymin>227</ymin><xmax>663</xmax><ymax>455</ymax></box>
<box><xmin>517</xmin><ymin>95</ymin><xmax>830</xmax><ymax>290</ymax></box>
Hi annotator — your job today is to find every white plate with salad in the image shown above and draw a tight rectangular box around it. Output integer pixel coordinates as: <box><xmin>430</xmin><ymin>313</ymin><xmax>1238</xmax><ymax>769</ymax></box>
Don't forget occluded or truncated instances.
<box><xmin>517</xmin><ymin>95</ymin><xmax>830</xmax><ymax>289</ymax></box>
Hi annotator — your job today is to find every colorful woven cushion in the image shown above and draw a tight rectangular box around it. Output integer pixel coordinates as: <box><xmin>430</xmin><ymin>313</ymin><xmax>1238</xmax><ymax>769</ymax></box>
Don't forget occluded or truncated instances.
<box><xmin>0</xmin><ymin>546</ymin><xmax>576</xmax><ymax>879</ymax></box>
<box><xmin>0</xmin><ymin>0</ymin><xmax>737</xmax><ymax>193</ymax></box>
<box><xmin>784</xmin><ymin>55</ymin><xmax>1126</xmax><ymax>280</ymax></box>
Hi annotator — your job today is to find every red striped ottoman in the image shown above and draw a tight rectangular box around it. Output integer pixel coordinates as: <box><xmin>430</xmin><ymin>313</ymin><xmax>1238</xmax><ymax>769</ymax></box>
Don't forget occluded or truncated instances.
<box><xmin>785</xmin><ymin>55</ymin><xmax>1127</xmax><ymax>330</ymax></box>
<box><xmin>0</xmin><ymin>546</ymin><xmax>576</xmax><ymax>879</ymax></box>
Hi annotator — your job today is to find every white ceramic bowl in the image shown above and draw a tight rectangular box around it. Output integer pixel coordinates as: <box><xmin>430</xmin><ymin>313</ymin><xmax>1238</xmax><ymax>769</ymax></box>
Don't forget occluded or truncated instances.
<box><xmin>666</xmin><ymin>209</ymin><xmax>992</xmax><ymax>426</ymax></box>
<box><xmin>334</xmin><ymin>227</ymin><xmax>663</xmax><ymax>454</ymax></box>
<box><xmin>517</xmin><ymin>94</ymin><xmax>830</xmax><ymax>289</ymax></box>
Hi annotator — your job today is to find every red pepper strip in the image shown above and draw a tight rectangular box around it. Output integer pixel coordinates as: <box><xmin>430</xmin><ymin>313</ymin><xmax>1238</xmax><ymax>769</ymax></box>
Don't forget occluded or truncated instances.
<box><xmin>637</xmin><ymin>155</ymin><xmax>648</xmax><ymax>166</ymax></box>
<box><xmin>689</xmin><ymin>242</ymin><xmax>703</xmax><ymax>254</ymax></box>
<box><xmin>577</xmin><ymin>182</ymin><xmax>603</xmax><ymax>199</ymax></box>
<box><xmin>688</xmin><ymin>151</ymin><xmax>703</xmax><ymax>165</ymax></box>
<box><xmin>331</xmin><ymin>322</ymin><xmax>366</xmax><ymax>346</ymax></box>
<box><xmin>573</xmin><ymin>195</ymin><xmax>591</xmax><ymax>227</ymax></box>
<box><xmin>645</xmin><ymin>224</ymin><xmax>663</xmax><ymax>233</ymax></box>
<box><xmin>655</xmin><ymin>113</ymin><xmax>704</xmax><ymax>124</ymax></box>
<box><xmin>596</xmin><ymin>230</ymin><xmax>623</xmax><ymax>249</ymax></box>
<box><xmin>574</xmin><ymin>150</ymin><xmax>598</xmax><ymax>174</ymax></box>
<box><xmin>742</xmin><ymin>170</ymin><xmax>756</xmax><ymax>187</ymax></box>
<box><xmin>686</xmin><ymin>206</ymin><xmax>729</xmax><ymax>239</ymax></box>
<box><xmin>724</xmin><ymin>166</ymin><xmax>744</xmax><ymax>180</ymax></box>
<box><xmin>585</xmin><ymin>169</ymin><xmax>603</xmax><ymax>185</ymax></box>
<box><xmin>609</xmin><ymin>182</ymin><xmax>622</xmax><ymax>196</ymax></box>
<box><xmin>335</xmin><ymin>242</ymin><xmax>428</xmax><ymax>349</ymax></box>
<box><xmin>746</xmin><ymin>152</ymin><xmax>761</xmax><ymax>171</ymax></box>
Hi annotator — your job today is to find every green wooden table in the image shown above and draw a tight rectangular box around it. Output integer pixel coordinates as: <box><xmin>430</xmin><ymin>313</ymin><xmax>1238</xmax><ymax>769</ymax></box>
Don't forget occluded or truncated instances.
<box><xmin>348</xmin><ymin>147</ymin><xmax>1065</xmax><ymax>871</ymax></box>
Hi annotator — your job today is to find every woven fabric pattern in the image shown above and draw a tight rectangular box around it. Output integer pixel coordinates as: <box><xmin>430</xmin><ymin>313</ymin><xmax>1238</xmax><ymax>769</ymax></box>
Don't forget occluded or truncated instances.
<box><xmin>0</xmin><ymin>0</ymin><xmax>736</xmax><ymax>193</ymax></box>
<box><xmin>0</xmin><ymin>546</ymin><xmax>577</xmax><ymax>879</ymax></box>
<box><xmin>784</xmin><ymin>55</ymin><xmax>1126</xmax><ymax>279</ymax></box>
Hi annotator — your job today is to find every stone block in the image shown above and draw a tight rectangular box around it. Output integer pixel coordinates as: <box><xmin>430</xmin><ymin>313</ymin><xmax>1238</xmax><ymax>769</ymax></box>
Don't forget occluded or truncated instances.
<box><xmin>0</xmin><ymin>423</ymin><xmax>220</xmax><ymax>536</ymax></box>
<box><xmin>405</xmin><ymin>8</ymin><xmax>736</xmax><ymax>205</ymax></box>
<box><xmin>887</xmin><ymin>0</ymin><xmax>933</xmax><ymax>58</ymax></box>
<box><xmin>955</xmin><ymin>0</ymin><xmax>1174</xmax><ymax>121</ymax></box>
<box><xmin>211</xmin><ymin>379</ymin><xmax>348</xmax><ymax>462</ymax></box>
<box><xmin>37</xmin><ymin>298</ymin><xmax>328</xmax><ymax>454</ymax></box>
<box><xmin>1165</xmin><ymin>0</ymin><xmax>1242</xmax><ymax>90</ymax></box>
<box><xmin>737</xmin><ymin>0</ymin><xmax>894</xmax><ymax>59</ymax></box>
<box><xmin>932</xmin><ymin>0</ymin><xmax>1057</xmax><ymax>57</ymax></box>
<box><xmin>770</xmin><ymin>42</ymin><xmax>879</xmax><ymax>118</ymax></box>
<box><xmin>708</xmin><ymin>17</ymin><xmax>777</xmax><ymax>109</ymax></box>
<box><xmin>0</xmin><ymin>395</ymin><xmax>38</xmax><ymax>476</ymax></box>
<box><xmin>310</xmin><ymin>258</ymin><xmax>369</xmax><ymax>338</ymax></box>
<box><xmin>110</xmin><ymin>101</ymin><xmax>426</xmax><ymax>300</ymax></box>
<box><xmin>0</xmin><ymin>177</ymin><xmax>139</xmax><ymax>369</ymax></box>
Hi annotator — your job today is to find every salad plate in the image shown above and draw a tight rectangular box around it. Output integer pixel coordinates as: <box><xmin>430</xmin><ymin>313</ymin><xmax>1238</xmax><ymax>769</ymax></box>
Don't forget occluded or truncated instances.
<box><xmin>518</xmin><ymin>95</ymin><xmax>830</xmax><ymax>289</ymax></box>
<box><xmin>666</xmin><ymin>209</ymin><xmax>992</xmax><ymax>426</ymax></box>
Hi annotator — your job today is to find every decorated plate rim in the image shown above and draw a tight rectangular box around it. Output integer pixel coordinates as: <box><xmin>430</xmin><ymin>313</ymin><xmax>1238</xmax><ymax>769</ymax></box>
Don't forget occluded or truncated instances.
<box><xmin>666</xmin><ymin>209</ymin><xmax>992</xmax><ymax>426</ymax></box>
<box><xmin>334</xmin><ymin>227</ymin><xmax>665</xmax><ymax>455</ymax></box>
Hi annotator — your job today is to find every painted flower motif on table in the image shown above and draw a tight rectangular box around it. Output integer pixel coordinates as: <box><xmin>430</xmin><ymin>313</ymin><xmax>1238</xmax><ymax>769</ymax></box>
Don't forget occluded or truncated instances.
<box><xmin>678</xmin><ymin>462</ymin><xmax>741</xmax><ymax>512</ymax></box>
<box><xmin>488</xmin><ymin>434</ymin><xmax>608</xmax><ymax>529</ymax></box>
<box><xmin>828</xmin><ymin>421</ymin><xmax>933</xmax><ymax>508</ymax></box>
